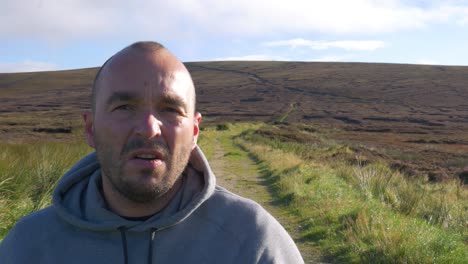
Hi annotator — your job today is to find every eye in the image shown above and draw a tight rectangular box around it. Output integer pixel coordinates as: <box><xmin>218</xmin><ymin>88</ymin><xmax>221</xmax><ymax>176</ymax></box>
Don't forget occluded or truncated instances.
<box><xmin>161</xmin><ymin>106</ymin><xmax>180</xmax><ymax>114</ymax></box>
<box><xmin>113</xmin><ymin>104</ymin><xmax>132</xmax><ymax>111</ymax></box>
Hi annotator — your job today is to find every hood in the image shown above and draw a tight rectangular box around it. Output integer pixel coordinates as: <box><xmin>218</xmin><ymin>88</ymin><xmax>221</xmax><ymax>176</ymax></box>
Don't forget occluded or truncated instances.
<box><xmin>52</xmin><ymin>146</ymin><xmax>216</xmax><ymax>232</ymax></box>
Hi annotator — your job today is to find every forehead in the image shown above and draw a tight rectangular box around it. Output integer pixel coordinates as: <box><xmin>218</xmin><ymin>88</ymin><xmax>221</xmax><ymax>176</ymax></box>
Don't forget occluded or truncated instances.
<box><xmin>96</xmin><ymin>50</ymin><xmax>194</xmax><ymax>107</ymax></box>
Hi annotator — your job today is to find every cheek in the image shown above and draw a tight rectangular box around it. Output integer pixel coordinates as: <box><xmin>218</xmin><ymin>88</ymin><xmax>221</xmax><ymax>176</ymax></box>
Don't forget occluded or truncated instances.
<box><xmin>98</xmin><ymin>111</ymin><xmax>131</xmax><ymax>130</ymax></box>
<box><xmin>163</xmin><ymin>123</ymin><xmax>193</xmax><ymax>147</ymax></box>
<box><xmin>93</xmin><ymin>117</ymin><xmax>131</xmax><ymax>144</ymax></box>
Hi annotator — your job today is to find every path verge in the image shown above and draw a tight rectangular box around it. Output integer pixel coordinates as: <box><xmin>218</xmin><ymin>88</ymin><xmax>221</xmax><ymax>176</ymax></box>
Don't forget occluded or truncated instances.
<box><xmin>202</xmin><ymin>129</ymin><xmax>321</xmax><ymax>263</ymax></box>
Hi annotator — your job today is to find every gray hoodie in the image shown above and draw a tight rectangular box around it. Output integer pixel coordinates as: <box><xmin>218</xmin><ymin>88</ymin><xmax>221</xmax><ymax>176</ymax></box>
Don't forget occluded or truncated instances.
<box><xmin>0</xmin><ymin>146</ymin><xmax>304</xmax><ymax>263</ymax></box>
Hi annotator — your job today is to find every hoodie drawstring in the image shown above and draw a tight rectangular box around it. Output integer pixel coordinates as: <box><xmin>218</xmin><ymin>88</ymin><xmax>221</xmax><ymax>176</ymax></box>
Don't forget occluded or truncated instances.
<box><xmin>119</xmin><ymin>227</ymin><xmax>129</xmax><ymax>264</ymax></box>
<box><xmin>119</xmin><ymin>227</ymin><xmax>157</xmax><ymax>264</ymax></box>
<box><xmin>148</xmin><ymin>228</ymin><xmax>157</xmax><ymax>263</ymax></box>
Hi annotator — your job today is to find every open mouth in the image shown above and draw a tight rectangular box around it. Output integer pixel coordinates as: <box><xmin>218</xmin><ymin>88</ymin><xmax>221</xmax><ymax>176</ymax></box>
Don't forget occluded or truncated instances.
<box><xmin>128</xmin><ymin>150</ymin><xmax>165</xmax><ymax>169</ymax></box>
<box><xmin>135</xmin><ymin>154</ymin><xmax>158</xmax><ymax>160</ymax></box>
<box><xmin>129</xmin><ymin>149</ymin><xmax>164</xmax><ymax>162</ymax></box>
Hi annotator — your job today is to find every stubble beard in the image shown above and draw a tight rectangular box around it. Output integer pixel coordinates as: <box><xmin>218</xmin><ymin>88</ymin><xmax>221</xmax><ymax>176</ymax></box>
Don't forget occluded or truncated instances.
<box><xmin>95</xmin><ymin>136</ymin><xmax>192</xmax><ymax>204</ymax></box>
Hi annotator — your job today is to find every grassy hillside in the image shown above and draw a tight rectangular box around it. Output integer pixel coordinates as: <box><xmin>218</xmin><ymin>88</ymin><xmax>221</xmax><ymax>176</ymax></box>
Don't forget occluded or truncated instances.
<box><xmin>0</xmin><ymin>140</ymin><xmax>92</xmax><ymax>238</ymax></box>
<box><xmin>2</xmin><ymin>62</ymin><xmax>468</xmax><ymax>182</ymax></box>
<box><xmin>1</xmin><ymin>62</ymin><xmax>467</xmax><ymax>261</ymax></box>
<box><xmin>1</xmin><ymin>123</ymin><xmax>466</xmax><ymax>263</ymax></box>
<box><xmin>234</xmin><ymin>122</ymin><xmax>467</xmax><ymax>263</ymax></box>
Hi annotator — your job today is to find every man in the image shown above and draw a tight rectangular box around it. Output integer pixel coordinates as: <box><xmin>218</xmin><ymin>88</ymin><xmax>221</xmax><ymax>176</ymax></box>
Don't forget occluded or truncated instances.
<box><xmin>0</xmin><ymin>41</ymin><xmax>304</xmax><ymax>263</ymax></box>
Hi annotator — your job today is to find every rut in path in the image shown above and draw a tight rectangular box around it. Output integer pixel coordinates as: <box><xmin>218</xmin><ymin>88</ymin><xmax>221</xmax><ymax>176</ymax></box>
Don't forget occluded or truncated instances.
<box><xmin>207</xmin><ymin>136</ymin><xmax>321</xmax><ymax>263</ymax></box>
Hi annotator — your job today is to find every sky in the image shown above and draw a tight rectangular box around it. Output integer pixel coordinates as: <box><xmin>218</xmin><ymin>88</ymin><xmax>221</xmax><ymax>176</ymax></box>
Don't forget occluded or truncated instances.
<box><xmin>1</xmin><ymin>0</ymin><xmax>468</xmax><ymax>73</ymax></box>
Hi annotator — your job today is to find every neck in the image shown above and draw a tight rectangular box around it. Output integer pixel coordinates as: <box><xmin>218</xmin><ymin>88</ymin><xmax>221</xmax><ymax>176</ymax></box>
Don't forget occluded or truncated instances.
<box><xmin>101</xmin><ymin>176</ymin><xmax>183</xmax><ymax>218</ymax></box>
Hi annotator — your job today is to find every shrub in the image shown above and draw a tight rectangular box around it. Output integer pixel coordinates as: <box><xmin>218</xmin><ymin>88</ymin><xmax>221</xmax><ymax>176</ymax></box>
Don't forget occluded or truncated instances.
<box><xmin>216</xmin><ymin>123</ymin><xmax>230</xmax><ymax>131</ymax></box>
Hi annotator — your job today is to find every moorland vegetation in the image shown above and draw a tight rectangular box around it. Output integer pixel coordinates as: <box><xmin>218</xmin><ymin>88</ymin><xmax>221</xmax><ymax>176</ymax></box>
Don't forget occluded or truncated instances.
<box><xmin>1</xmin><ymin>62</ymin><xmax>467</xmax><ymax>262</ymax></box>
<box><xmin>1</xmin><ymin>123</ymin><xmax>466</xmax><ymax>263</ymax></box>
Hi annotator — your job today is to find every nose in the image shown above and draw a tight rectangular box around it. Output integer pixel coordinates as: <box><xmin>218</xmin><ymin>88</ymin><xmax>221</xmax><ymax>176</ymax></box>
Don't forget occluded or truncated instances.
<box><xmin>134</xmin><ymin>111</ymin><xmax>162</xmax><ymax>138</ymax></box>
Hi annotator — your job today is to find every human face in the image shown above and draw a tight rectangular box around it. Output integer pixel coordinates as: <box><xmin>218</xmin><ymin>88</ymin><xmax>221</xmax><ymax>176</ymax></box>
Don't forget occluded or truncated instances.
<box><xmin>84</xmin><ymin>50</ymin><xmax>201</xmax><ymax>203</ymax></box>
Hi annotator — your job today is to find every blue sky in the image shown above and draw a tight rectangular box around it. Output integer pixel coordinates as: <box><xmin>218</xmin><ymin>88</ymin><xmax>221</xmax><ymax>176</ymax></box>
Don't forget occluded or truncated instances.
<box><xmin>1</xmin><ymin>0</ymin><xmax>468</xmax><ymax>73</ymax></box>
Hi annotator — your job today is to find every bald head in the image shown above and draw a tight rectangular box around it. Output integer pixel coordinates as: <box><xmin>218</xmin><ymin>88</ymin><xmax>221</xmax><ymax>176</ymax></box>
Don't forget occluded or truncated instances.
<box><xmin>83</xmin><ymin>42</ymin><xmax>202</xmax><ymax>212</ymax></box>
<box><xmin>92</xmin><ymin>41</ymin><xmax>196</xmax><ymax>113</ymax></box>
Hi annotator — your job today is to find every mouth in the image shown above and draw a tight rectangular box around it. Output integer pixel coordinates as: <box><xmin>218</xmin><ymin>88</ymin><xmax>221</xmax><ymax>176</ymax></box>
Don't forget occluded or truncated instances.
<box><xmin>135</xmin><ymin>153</ymin><xmax>158</xmax><ymax>160</ymax></box>
<box><xmin>126</xmin><ymin>149</ymin><xmax>165</xmax><ymax>170</ymax></box>
<box><xmin>128</xmin><ymin>149</ymin><xmax>165</xmax><ymax>162</ymax></box>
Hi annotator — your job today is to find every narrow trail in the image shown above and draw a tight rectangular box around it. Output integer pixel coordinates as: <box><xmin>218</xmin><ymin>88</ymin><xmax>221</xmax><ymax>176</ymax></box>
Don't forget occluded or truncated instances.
<box><xmin>208</xmin><ymin>136</ymin><xmax>321</xmax><ymax>263</ymax></box>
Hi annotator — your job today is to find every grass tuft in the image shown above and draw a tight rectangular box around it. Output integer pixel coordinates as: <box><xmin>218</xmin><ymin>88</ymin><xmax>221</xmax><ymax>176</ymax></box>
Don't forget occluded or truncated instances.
<box><xmin>0</xmin><ymin>141</ymin><xmax>92</xmax><ymax>239</ymax></box>
<box><xmin>237</xmin><ymin>123</ymin><xmax>467</xmax><ymax>263</ymax></box>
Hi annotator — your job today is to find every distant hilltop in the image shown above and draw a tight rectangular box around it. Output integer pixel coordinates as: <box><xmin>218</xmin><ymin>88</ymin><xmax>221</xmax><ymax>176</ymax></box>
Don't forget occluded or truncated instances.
<box><xmin>1</xmin><ymin>61</ymin><xmax>468</xmax><ymax>133</ymax></box>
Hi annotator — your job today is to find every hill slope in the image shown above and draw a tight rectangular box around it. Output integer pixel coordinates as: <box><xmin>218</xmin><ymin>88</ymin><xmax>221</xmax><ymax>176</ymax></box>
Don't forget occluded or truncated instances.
<box><xmin>2</xmin><ymin>62</ymin><xmax>467</xmax><ymax>130</ymax></box>
<box><xmin>1</xmin><ymin>61</ymin><xmax>468</xmax><ymax>181</ymax></box>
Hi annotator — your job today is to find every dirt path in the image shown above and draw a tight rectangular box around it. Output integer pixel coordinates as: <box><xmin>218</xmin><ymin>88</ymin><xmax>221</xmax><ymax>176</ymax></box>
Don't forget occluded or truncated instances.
<box><xmin>208</xmin><ymin>136</ymin><xmax>321</xmax><ymax>263</ymax></box>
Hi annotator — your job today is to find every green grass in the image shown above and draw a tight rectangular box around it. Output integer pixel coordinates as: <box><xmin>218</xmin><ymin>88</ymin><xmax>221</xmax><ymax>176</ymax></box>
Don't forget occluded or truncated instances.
<box><xmin>1</xmin><ymin>122</ymin><xmax>467</xmax><ymax>263</ymax></box>
<box><xmin>0</xmin><ymin>141</ymin><xmax>92</xmax><ymax>239</ymax></box>
<box><xmin>236</xmin><ymin>123</ymin><xmax>467</xmax><ymax>263</ymax></box>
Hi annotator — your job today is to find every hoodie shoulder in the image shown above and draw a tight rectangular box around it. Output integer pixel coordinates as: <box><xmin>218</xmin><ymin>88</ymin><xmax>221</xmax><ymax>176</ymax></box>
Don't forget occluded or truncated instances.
<box><xmin>0</xmin><ymin>207</ymin><xmax>61</xmax><ymax>262</ymax></box>
<box><xmin>194</xmin><ymin>186</ymin><xmax>304</xmax><ymax>263</ymax></box>
<box><xmin>206</xmin><ymin>186</ymin><xmax>284</xmax><ymax>237</ymax></box>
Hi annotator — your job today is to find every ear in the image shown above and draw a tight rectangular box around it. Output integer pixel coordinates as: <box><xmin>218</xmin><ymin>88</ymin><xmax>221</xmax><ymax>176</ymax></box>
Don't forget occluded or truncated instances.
<box><xmin>83</xmin><ymin>111</ymin><xmax>96</xmax><ymax>148</ymax></box>
<box><xmin>192</xmin><ymin>112</ymin><xmax>202</xmax><ymax>149</ymax></box>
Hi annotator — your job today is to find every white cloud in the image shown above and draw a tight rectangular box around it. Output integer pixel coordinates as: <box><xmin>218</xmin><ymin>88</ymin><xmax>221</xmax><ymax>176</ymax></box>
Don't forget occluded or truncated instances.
<box><xmin>310</xmin><ymin>55</ymin><xmax>356</xmax><ymax>62</ymax></box>
<box><xmin>2</xmin><ymin>0</ymin><xmax>468</xmax><ymax>42</ymax></box>
<box><xmin>213</xmin><ymin>53</ymin><xmax>357</xmax><ymax>62</ymax></box>
<box><xmin>0</xmin><ymin>60</ymin><xmax>58</xmax><ymax>73</ymax></box>
<box><xmin>264</xmin><ymin>39</ymin><xmax>386</xmax><ymax>51</ymax></box>
<box><xmin>0</xmin><ymin>0</ymin><xmax>116</xmax><ymax>41</ymax></box>
<box><xmin>416</xmin><ymin>59</ymin><xmax>439</xmax><ymax>65</ymax></box>
<box><xmin>213</xmin><ymin>54</ymin><xmax>289</xmax><ymax>61</ymax></box>
<box><xmin>457</xmin><ymin>9</ymin><xmax>468</xmax><ymax>25</ymax></box>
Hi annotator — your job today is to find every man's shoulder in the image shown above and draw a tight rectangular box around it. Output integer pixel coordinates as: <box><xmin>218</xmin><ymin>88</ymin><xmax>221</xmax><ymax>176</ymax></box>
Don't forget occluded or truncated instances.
<box><xmin>211</xmin><ymin>185</ymin><xmax>268</xmax><ymax>217</ymax></box>
<box><xmin>15</xmin><ymin>206</ymin><xmax>57</xmax><ymax>227</ymax></box>
<box><xmin>196</xmin><ymin>185</ymin><xmax>281</xmax><ymax>235</ymax></box>
<box><xmin>3</xmin><ymin>206</ymin><xmax>58</xmax><ymax>240</ymax></box>
<box><xmin>0</xmin><ymin>206</ymin><xmax>58</xmax><ymax>260</ymax></box>
<box><xmin>192</xmin><ymin>185</ymin><xmax>304</xmax><ymax>263</ymax></box>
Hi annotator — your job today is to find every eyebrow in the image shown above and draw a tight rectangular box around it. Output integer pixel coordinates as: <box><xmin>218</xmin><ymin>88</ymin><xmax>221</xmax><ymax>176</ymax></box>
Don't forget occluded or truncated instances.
<box><xmin>105</xmin><ymin>91</ymin><xmax>138</xmax><ymax>106</ymax></box>
<box><xmin>161</xmin><ymin>95</ymin><xmax>187</xmax><ymax>110</ymax></box>
<box><xmin>105</xmin><ymin>91</ymin><xmax>188</xmax><ymax>111</ymax></box>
